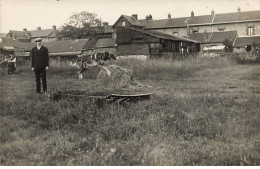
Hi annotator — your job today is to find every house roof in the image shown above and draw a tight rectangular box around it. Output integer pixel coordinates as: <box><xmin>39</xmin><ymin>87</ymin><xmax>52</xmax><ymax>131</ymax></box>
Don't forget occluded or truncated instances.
<box><xmin>112</xmin><ymin>15</ymin><xmax>144</xmax><ymax>28</ymax></box>
<box><xmin>208</xmin><ymin>31</ymin><xmax>237</xmax><ymax>43</ymax></box>
<box><xmin>104</xmin><ymin>25</ymin><xmax>113</xmax><ymax>33</ymax></box>
<box><xmin>30</xmin><ymin>29</ymin><xmax>56</xmax><ymax>38</ymax></box>
<box><xmin>139</xmin><ymin>19</ymin><xmax>171</xmax><ymax>29</ymax></box>
<box><xmin>189</xmin><ymin>15</ymin><xmax>214</xmax><ymax>25</ymax></box>
<box><xmin>7</xmin><ymin>30</ymin><xmax>30</xmax><ymax>39</ymax></box>
<box><xmin>95</xmin><ymin>38</ymin><xmax>116</xmax><ymax>48</ymax></box>
<box><xmin>82</xmin><ymin>39</ymin><xmax>98</xmax><ymax>50</ymax></box>
<box><xmin>120</xmin><ymin>27</ymin><xmax>199</xmax><ymax>43</ymax></box>
<box><xmin>233</xmin><ymin>36</ymin><xmax>260</xmax><ymax>47</ymax></box>
<box><xmin>0</xmin><ymin>37</ymin><xmax>34</xmax><ymax>51</ymax></box>
<box><xmin>0</xmin><ymin>33</ymin><xmax>7</xmax><ymax>37</ymax></box>
<box><xmin>213</xmin><ymin>10</ymin><xmax>260</xmax><ymax>24</ymax></box>
<box><xmin>139</xmin><ymin>15</ymin><xmax>213</xmax><ymax>29</ymax></box>
<box><xmin>42</xmin><ymin>39</ymin><xmax>89</xmax><ymax>54</ymax></box>
<box><xmin>186</xmin><ymin>32</ymin><xmax>212</xmax><ymax>43</ymax></box>
<box><xmin>113</xmin><ymin>10</ymin><xmax>260</xmax><ymax>30</ymax></box>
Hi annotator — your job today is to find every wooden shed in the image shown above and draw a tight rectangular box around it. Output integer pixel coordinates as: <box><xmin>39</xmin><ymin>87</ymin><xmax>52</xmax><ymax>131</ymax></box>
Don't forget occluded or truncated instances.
<box><xmin>116</xmin><ymin>26</ymin><xmax>200</xmax><ymax>58</ymax></box>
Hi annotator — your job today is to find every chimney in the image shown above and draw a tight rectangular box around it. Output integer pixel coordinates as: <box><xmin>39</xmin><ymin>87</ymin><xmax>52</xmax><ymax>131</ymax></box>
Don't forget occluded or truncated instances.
<box><xmin>103</xmin><ymin>22</ymin><xmax>109</xmax><ymax>26</ymax></box>
<box><xmin>132</xmin><ymin>14</ymin><xmax>138</xmax><ymax>20</ymax></box>
<box><xmin>191</xmin><ymin>11</ymin><xmax>194</xmax><ymax>17</ymax></box>
<box><xmin>237</xmin><ymin>6</ymin><xmax>241</xmax><ymax>12</ymax></box>
<box><xmin>149</xmin><ymin>14</ymin><xmax>153</xmax><ymax>20</ymax></box>
<box><xmin>211</xmin><ymin>9</ymin><xmax>215</xmax><ymax>15</ymax></box>
<box><xmin>23</xmin><ymin>28</ymin><xmax>27</xmax><ymax>32</ymax></box>
<box><xmin>37</xmin><ymin>27</ymin><xmax>41</xmax><ymax>30</ymax></box>
<box><xmin>52</xmin><ymin>25</ymin><xmax>56</xmax><ymax>30</ymax></box>
<box><xmin>168</xmin><ymin>13</ymin><xmax>171</xmax><ymax>19</ymax></box>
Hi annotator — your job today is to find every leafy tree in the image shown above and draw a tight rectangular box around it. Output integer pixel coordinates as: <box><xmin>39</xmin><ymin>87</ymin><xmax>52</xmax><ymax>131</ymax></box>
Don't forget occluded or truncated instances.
<box><xmin>223</xmin><ymin>39</ymin><xmax>233</xmax><ymax>52</ymax></box>
<box><xmin>57</xmin><ymin>11</ymin><xmax>103</xmax><ymax>40</ymax></box>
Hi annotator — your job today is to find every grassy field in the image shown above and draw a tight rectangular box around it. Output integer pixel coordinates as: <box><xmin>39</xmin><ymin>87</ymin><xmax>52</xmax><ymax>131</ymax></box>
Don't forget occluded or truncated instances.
<box><xmin>0</xmin><ymin>56</ymin><xmax>260</xmax><ymax>165</ymax></box>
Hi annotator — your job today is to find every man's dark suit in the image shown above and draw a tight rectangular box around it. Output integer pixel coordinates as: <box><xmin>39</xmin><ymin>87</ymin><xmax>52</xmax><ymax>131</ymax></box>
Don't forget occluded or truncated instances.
<box><xmin>31</xmin><ymin>46</ymin><xmax>49</xmax><ymax>93</ymax></box>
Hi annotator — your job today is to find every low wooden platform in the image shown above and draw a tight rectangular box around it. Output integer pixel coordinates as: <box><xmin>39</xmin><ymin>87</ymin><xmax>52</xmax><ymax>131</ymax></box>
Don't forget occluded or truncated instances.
<box><xmin>49</xmin><ymin>92</ymin><xmax>154</xmax><ymax>104</ymax></box>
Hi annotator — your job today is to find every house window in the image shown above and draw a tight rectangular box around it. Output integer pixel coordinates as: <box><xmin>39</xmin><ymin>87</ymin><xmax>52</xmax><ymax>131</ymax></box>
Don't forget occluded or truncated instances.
<box><xmin>245</xmin><ymin>45</ymin><xmax>252</xmax><ymax>51</ymax></box>
<box><xmin>247</xmin><ymin>27</ymin><xmax>254</xmax><ymax>35</ymax></box>
<box><xmin>121</xmin><ymin>20</ymin><xmax>126</xmax><ymax>26</ymax></box>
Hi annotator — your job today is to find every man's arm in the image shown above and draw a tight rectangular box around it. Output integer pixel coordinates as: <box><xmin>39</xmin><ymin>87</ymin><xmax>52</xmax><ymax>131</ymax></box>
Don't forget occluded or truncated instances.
<box><xmin>31</xmin><ymin>49</ymin><xmax>34</xmax><ymax>71</ymax></box>
<box><xmin>31</xmin><ymin>49</ymin><xmax>34</xmax><ymax>67</ymax></box>
<box><xmin>46</xmin><ymin>47</ymin><xmax>49</xmax><ymax>67</ymax></box>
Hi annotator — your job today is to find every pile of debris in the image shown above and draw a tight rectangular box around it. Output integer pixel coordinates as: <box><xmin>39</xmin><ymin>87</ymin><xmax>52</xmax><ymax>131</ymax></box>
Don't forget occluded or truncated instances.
<box><xmin>96</xmin><ymin>65</ymin><xmax>149</xmax><ymax>89</ymax></box>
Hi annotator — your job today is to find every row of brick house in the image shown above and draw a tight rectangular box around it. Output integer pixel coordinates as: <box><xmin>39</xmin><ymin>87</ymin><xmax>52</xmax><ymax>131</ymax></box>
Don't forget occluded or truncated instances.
<box><xmin>1</xmin><ymin>8</ymin><xmax>260</xmax><ymax>63</ymax></box>
<box><xmin>111</xmin><ymin>8</ymin><xmax>260</xmax><ymax>55</ymax></box>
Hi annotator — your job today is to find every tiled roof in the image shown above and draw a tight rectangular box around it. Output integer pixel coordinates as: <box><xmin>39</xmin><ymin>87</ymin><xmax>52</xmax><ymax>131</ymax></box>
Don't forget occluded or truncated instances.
<box><xmin>8</xmin><ymin>30</ymin><xmax>30</xmax><ymax>39</ymax></box>
<box><xmin>42</xmin><ymin>39</ymin><xmax>88</xmax><ymax>54</ymax></box>
<box><xmin>189</xmin><ymin>15</ymin><xmax>214</xmax><ymax>25</ymax></box>
<box><xmin>0</xmin><ymin>37</ymin><xmax>34</xmax><ymax>51</ymax></box>
<box><xmin>233</xmin><ymin>36</ymin><xmax>260</xmax><ymax>47</ymax></box>
<box><xmin>186</xmin><ymin>32</ymin><xmax>212</xmax><ymax>43</ymax></box>
<box><xmin>139</xmin><ymin>19</ymin><xmax>171</xmax><ymax>29</ymax></box>
<box><xmin>30</xmin><ymin>29</ymin><xmax>56</xmax><ymax>38</ymax></box>
<box><xmin>213</xmin><ymin>10</ymin><xmax>260</xmax><ymax>24</ymax></box>
<box><xmin>140</xmin><ymin>15</ymin><xmax>213</xmax><ymax>29</ymax></box>
<box><xmin>117</xmin><ymin>10</ymin><xmax>259</xmax><ymax>30</ymax></box>
<box><xmin>208</xmin><ymin>31</ymin><xmax>237</xmax><ymax>43</ymax></box>
<box><xmin>95</xmin><ymin>38</ymin><xmax>116</xmax><ymax>48</ymax></box>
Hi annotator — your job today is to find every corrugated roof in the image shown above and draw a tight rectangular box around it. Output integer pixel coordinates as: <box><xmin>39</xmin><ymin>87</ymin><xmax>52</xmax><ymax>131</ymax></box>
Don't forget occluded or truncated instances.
<box><xmin>213</xmin><ymin>10</ymin><xmax>260</xmax><ymax>23</ymax></box>
<box><xmin>30</xmin><ymin>29</ymin><xmax>56</xmax><ymax>38</ymax></box>
<box><xmin>208</xmin><ymin>31</ymin><xmax>237</xmax><ymax>43</ymax></box>
<box><xmin>120</xmin><ymin>27</ymin><xmax>199</xmax><ymax>43</ymax></box>
<box><xmin>42</xmin><ymin>39</ymin><xmax>89</xmax><ymax>54</ymax></box>
<box><xmin>233</xmin><ymin>36</ymin><xmax>260</xmax><ymax>47</ymax></box>
<box><xmin>95</xmin><ymin>38</ymin><xmax>116</xmax><ymax>48</ymax></box>
<box><xmin>82</xmin><ymin>39</ymin><xmax>98</xmax><ymax>50</ymax></box>
<box><xmin>0</xmin><ymin>37</ymin><xmax>34</xmax><ymax>51</ymax></box>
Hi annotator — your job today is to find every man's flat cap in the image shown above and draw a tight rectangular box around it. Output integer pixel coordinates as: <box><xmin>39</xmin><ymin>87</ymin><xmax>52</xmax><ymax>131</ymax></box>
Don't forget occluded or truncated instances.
<box><xmin>35</xmin><ymin>38</ymin><xmax>42</xmax><ymax>42</ymax></box>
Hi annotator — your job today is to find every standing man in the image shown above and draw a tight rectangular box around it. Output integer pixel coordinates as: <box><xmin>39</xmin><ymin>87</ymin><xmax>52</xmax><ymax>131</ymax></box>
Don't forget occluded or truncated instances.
<box><xmin>31</xmin><ymin>38</ymin><xmax>49</xmax><ymax>94</ymax></box>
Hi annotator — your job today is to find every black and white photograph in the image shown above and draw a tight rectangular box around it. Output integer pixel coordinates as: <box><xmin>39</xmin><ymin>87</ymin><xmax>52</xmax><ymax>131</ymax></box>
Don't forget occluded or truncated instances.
<box><xmin>0</xmin><ymin>0</ymin><xmax>260</xmax><ymax>166</ymax></box>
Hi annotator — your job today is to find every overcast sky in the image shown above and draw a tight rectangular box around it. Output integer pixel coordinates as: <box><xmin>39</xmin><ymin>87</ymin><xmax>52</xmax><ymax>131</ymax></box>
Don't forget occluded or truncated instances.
<box><xmin>1</xmin><ymin>0</ymin><xmax>260</xmax><ymax>33</ymax></box>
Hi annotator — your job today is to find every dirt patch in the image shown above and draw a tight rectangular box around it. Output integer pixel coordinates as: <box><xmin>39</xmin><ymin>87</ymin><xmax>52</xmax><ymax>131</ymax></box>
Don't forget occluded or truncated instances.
<box><xmin>96</xmin><ymin>65</ymin><xmax>150</xmax><ymax>89</ymax></box>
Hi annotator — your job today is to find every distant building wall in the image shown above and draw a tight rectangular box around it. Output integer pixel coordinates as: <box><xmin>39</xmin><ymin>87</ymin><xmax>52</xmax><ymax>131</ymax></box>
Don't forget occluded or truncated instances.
<box><xmin>211</xmin><ymin>22</ymin><xmax>260</xmax><ymax>36</ymax></box>
<box><xmin>94</xmin><ymin>47</ymin><xmax>117</xmax><ymax>54</ymax></box>
<box><xmin>117</xmin><ymin>43</ymin><xmax>149</xmax><ymax>55</ymax></box>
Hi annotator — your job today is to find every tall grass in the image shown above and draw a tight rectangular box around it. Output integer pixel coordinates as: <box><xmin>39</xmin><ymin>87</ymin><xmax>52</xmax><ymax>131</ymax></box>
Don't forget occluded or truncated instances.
<box><xmin>114</xmin><ymin>56</ymin><xmax>236</xmax><ymax>80</ymax></box>
<box><xmin>8</xmin><ymin>55</ymin><xmax>236</xmax><ymax>80</ymax></box>
<box><xmin>1</xmin><ymin>55</ymin><xmax>259</xmax><ymax>165</ymax></box>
